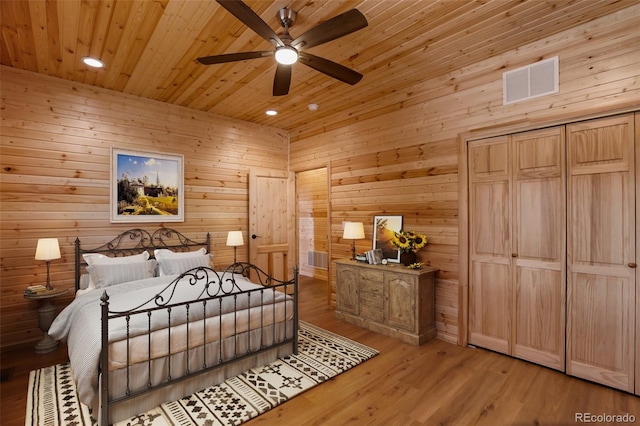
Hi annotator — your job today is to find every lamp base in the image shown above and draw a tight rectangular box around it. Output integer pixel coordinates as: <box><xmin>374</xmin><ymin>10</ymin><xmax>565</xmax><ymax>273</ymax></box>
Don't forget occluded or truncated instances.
<box><xmin>350</xmin><ymin>241</ymin><xmax>357</xmax><ymax>260</ymax></box>
<box><xmin>45</xmin><ymin>260</ymin><xmax>53</xmax><ymax>290</ymax></box>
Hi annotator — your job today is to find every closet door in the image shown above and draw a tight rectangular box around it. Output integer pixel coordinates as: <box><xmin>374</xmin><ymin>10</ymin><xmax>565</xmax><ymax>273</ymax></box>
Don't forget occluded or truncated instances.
<box><xmin>567</xmin><ymin>114</ymin><xmax>636</xmax><ymax>392</ymax></box>
<box><xmin>468</xmin><ymin>136</ymin><xmax>512</xmax><ymax>354</ymax></box>
<box><xmin>511</xmin><ymin>127</ymin><xmax>566</xmax><ymax>370</ymax></box>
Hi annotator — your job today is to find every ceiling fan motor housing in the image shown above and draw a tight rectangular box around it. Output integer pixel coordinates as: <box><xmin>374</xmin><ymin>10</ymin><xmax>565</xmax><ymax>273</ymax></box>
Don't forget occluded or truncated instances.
<box><xmin>277</xmin><ymin>8</ymin><xmax>297</xmax><ymax>30</ymax></box>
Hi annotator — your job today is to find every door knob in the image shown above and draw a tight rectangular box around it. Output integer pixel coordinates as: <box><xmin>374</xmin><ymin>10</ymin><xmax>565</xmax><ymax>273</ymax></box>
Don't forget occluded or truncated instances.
<box><xmin>511</xmin><ymin>253</ymin><xmax>518</xmax><ymax>258</ymax></box>
<box><xmin>251</xmin><ymin>234</ymin><xmax>260</xmax><ymax>239</ymax></box>
<box><xmin>629</xmin><ymin>263</ymin><xmax>638</xmax><ymax>268</ymax></box>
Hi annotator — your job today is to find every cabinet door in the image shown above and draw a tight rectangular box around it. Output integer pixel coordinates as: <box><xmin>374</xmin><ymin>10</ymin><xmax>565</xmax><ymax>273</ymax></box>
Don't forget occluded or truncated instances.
<box><xmin>567</xmin><ymin>114</ymin><xmax>636</xmax><ymax>392</ymax></box>
<box><xmin>384</xmin><ymin>273</ymin><xmax>416</xmax><ymax>332</ymax></box>
<box><xmin>512</xmin><ymin>127</ymin><xmax>566</xmax><ymax>371</ymax></box>
<box><xmin>468</xmin><ymin>136</ymin><xmax>512</xmax><ymax>354</ymax></box>
<box><xmin>336</xmin><ymin>265</ymin><xmax>359</xmax><ymax>315</ymax></box>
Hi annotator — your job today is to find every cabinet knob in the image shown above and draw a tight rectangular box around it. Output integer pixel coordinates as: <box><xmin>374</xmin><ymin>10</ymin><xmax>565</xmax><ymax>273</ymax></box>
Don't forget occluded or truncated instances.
<box><xmin>511</xmin><ymin>253</ymin><xmax>518</xmax><ymax>258</ymax></box>
<box><xmin>629</xmin><ymin>262</ymin><xmax>638</xmax><ymax>268</ymax></box>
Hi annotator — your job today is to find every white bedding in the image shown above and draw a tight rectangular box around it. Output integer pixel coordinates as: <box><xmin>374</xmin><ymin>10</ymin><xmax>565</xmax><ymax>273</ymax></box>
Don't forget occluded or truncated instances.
<box><xmin>49</xmin><ymin>269</ymin><xmax>293</xmax><ymax>410</ymax></box>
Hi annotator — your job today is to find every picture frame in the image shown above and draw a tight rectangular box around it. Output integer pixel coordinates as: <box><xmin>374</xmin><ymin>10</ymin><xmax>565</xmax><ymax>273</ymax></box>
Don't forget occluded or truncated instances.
<box><xmin>110</xmin><ymin>148</ymin><xmax>184</xmax><ymax>223</ymax></box>
<box><xmin>373</xmin><ymin>215</ymin><xmax>403</xmax><ymax>263</ymax></box>
<box><xmin>366</xmin><ymin>248</ymin><xmax>383</xmax><ymax>265</ymax></box>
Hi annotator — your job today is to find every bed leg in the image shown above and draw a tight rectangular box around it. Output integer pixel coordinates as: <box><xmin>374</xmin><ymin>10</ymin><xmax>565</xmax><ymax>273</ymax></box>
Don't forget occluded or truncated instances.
<box><xmin>100</xmin><ymin>291</ymin><xmax>110</xmax><ymax>426</ymax></box>
<box><xmin>293</xmin><ymin>266</ymin><xmax>299</xmax><ymax>355</ymax></box>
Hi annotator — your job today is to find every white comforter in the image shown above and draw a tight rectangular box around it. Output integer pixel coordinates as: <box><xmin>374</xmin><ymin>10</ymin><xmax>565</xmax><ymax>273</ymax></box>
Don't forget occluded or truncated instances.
<box><xmin>48</xmin><ymin>270</ymin><xmax>286</xmax><ymax>408</ymax></box>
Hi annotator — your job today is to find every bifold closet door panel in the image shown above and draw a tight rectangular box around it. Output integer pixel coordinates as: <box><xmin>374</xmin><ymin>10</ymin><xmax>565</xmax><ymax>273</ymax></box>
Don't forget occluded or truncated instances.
<box><xmin>566</xmin><ymin>114</ymin><xmax>636</xmax><ymax>393</ymax></box>
<box><xmin>511</xmin><ymin>128</ymin><xmax>566</xmax><ymax>371</ymax></box>
<box><xmin>468</xmin><ymin>136</ymin><xmax>511</xmax><ymax>354</ymax></box>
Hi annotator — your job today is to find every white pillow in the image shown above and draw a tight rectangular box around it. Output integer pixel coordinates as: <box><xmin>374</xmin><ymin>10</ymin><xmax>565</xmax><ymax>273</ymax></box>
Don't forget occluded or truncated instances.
<box><xmin>86</xmin><ymin>260</ymin><xmax>157</xmax><ymax>289</ymax></box>
<box><xmin>156</xmin><ymin>253</ymin><xmax>213</xmax><ymax>276</ymax></box>
<box><xmin>79</xmin><ymin>273</ymin><xmax>93</xmax><ymax>290</ymax></box>
<box><xmin>83</xmin><ymin>251</ymin><xmax>150</xmax><ymax>266</ymax></box>
<box><xmin>154</xmin><ymin>248</ymin><xmax>207</xmax><ymax>261</ymax></box>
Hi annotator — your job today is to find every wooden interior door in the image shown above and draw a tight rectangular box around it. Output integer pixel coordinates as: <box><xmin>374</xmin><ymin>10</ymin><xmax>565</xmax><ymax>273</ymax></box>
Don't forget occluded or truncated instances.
<box><xmin>636</xmin><ymin>112</ymin><xmax>640</xmax><ymax>397</ymax></box>
<box><xmin>566</xmin><ymin>114</ymin><xmax>636</xmax><ymax>392</ymax></box>
<box><xmin>511</xmin><ymin>127</ymin><xmax>566</xmax><ymax>371</ymax></box>
<box><xmin>468</xmin><ymin>136</ymin><xmax>512</xmax><ymax>354</ymax></box>
<box><xmin>249</xmin><ymin>168</ymin><xmax>295</xmax><ymax>282</ymax></box>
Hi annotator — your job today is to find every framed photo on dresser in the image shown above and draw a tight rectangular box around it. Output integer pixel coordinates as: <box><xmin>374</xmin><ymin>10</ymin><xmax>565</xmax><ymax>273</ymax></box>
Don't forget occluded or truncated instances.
<box><xmin>372</xmin><ymin>215</ymin><xmax>402</xmax><ymax>263</ymax></box>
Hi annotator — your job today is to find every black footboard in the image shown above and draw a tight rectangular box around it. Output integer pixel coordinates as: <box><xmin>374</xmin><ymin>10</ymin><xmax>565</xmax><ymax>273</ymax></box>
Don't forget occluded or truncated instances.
<box><xmin>99</xmin><ymin>263</ymin><xmax>298</xmax><ymax>425</ymax></box>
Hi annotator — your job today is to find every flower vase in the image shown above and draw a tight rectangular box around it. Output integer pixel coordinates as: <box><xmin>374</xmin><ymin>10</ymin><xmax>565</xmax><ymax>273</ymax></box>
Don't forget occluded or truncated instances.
<box><xmin>400</xmin><ymin>251</ymin><xmax>417</xmax><ymax>266</ymax></box>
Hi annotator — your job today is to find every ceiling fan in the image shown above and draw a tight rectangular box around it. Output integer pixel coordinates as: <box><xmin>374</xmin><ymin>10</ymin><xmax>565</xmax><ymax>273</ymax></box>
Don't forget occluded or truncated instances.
<box><xmin>197</xmin><ymin>0</ymin><xmax>368</xmax><ymax>96</ymax></box>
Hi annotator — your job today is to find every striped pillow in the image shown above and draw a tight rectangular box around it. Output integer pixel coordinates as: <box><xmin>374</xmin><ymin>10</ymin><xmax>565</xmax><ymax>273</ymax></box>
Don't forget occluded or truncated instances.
<box><xmin>87</xmin><ymin>260</ymin><xmax>157</xmax><ymax>288</ymax></box>
<box><xmin>156</xmin><ymin>254</ymin><xmax>213</xmax><ymax>276</ymax></box>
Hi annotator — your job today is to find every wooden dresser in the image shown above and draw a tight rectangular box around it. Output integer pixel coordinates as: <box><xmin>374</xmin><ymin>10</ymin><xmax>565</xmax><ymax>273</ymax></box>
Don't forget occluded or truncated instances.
<box><xmin>334</xmin><ymin>259</ymin><xmax>438</xmax><ymax>345</ymax></box>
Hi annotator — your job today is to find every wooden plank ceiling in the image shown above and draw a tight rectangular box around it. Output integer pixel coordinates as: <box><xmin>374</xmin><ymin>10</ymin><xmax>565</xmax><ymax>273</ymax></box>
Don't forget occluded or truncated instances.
<box><xmin>1</xmin><ymin>0</ymin><xmax>636</xmax><ymax>140</ymax></box>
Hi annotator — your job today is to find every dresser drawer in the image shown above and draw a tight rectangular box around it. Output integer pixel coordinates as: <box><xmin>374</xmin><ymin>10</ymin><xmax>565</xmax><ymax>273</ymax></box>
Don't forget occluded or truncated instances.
<box><xmin>359</xmin><ymin>268</ymin><xmax>383</xmax><ymax>282</ymax></box>
<box><xmin>360</xmin><ymin>281</ymin><xmax>383</xmax><ymax>310</ymax></box>
<box><xmin>360</xmin><ymin>305</ymin><xmax>383</xmax><ymax>322</ymax></box>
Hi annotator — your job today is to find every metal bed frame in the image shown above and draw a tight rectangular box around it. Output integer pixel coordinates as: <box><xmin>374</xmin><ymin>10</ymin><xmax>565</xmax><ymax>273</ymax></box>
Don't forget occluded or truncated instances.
<box><xmin>74</xmin><ymin>228</ymin><xmax>298</xmax><ymax>425</ymax></box>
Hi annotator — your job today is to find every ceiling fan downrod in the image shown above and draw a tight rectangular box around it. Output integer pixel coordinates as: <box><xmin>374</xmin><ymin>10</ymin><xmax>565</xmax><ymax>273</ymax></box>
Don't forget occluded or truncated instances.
<box><xmin>274</xmin><ymin>7</ymin><xmax>298</xmax><ymax>65</ymax></box>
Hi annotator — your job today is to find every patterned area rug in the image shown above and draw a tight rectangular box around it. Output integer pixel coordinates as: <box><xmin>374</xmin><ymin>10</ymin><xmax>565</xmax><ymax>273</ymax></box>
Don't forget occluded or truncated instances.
<box><xmin>26</xmin><ymin>322</ymin><xmax>378</xmax><ymax>426</ymax></box>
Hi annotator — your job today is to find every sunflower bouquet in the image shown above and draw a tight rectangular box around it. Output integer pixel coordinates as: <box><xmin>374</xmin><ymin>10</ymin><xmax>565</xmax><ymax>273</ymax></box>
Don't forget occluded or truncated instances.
<box><xmin>390</xmin><ymin>230</ymin><xmax>428</xmax><ymax>253</ymax></box>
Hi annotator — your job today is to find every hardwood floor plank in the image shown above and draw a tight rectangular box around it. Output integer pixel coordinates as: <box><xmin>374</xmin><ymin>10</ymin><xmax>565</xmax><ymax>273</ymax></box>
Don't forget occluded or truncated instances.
<box><xmin>1</xmin><ymin>276</ymin><xmax>638</xmax><ymax>425</ymax></box>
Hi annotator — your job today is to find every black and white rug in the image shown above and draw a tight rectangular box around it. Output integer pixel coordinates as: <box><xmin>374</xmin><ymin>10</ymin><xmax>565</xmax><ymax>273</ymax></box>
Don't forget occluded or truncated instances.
<box><xmin>26</xmin><ymin>322</ymin><xmax>378</xmax><ymax>426</ymax></box>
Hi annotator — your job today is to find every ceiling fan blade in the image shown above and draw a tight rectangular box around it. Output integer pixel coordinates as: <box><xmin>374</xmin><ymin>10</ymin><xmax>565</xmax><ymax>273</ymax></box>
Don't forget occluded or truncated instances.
<box><xmin>291</xmin><ymin>9</ymin><xmax>367</xmax><ymax>50</ymax></box>
<box><xmin>197</xmin><ymin>51</ymin><xmax>272</xmax><ymax>65</ymax></box>
<box><xmin>216</xmin><ymin>0</ymin><xmax>284</xmax><ymax>47</ymax></box>
<box><xmin>298</xmin><ymin>52</ymin><xmax>363</xmax><ymax>85</ymax></box>
<box><xmin>197</xmin><ymin>51</ymin><xmax>273</xmax><ymax>65</ymax></box>
<box><xmin>273</xmin><ymin>64</ymin><xmax>292</xmax><ymax>96</ymax></box>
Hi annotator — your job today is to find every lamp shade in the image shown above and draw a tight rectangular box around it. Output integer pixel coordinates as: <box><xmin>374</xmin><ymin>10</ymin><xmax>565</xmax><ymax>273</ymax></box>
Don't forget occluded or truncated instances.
<box><xmin>343</xmin><ymin>222</ymin><xmax>365</xmax><ymax>240</ymax></box>
<box><xmin>35</xmin><ymin>238</ymin><xmax>61</xmax><ymax>261</ymax></box>
<box><xmin>226</xmin><ymin>231</ymin><xmax>244</xmax><ymax>247</ymax></box>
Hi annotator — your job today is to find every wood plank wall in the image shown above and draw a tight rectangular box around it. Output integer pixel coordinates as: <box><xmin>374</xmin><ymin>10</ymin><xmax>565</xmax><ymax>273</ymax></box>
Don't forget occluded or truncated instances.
<box><xmin>296</xmin><ymin>168</ymin><xmax>329</xmax><ymax>281</ymax></box>
<box><xmin>289</xmin><ymin>7</ymin><xmax>640</xmax><ymax>345</ymax></box>
<box><xmin>0</xmin><ymin>66</ymin><xmax>288</xmax><ymax>351</ymax></box>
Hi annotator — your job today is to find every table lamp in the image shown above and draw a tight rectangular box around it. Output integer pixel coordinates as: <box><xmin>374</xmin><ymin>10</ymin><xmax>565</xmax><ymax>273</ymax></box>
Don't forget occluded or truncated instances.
<box><xmin>35</xmin><ymin>238</ymin><xmax>61</xmax><ymax>290</ymax></box>
<box><xmin>343</xmin><ymin>222</ymin><xmax>365</xmax><ymax>260</ymax></box>
<box><xmin>226</xmin><ymin>231</ymin><xmax>244</xmax><ymax>263</ymax></box>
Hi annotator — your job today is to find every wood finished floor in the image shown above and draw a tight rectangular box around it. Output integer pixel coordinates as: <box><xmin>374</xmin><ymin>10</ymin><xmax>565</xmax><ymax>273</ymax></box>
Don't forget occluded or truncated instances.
<box><xmin>1</xmin><ymin>276</ymin><xmax>638</xmax><ymax>425</ymax></box>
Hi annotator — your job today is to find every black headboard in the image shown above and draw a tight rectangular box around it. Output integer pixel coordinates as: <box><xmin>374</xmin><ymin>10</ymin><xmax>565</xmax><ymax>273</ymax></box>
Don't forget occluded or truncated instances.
<box><xmin>74</xmin><ymin>228</ymin><xmax>210</xmax><ymax>291</ymax></box>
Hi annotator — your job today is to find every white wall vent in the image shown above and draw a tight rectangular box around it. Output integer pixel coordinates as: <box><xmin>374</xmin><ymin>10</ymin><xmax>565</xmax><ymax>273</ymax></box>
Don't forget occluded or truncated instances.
<box><xmin>503</xmin><ymin>56</ymin><xmax>558</xmax><ymax>105</ymax></box>
<box><xmin>307</xmin><ymin>250</ymin><xmax>328</xmax><ymax>270</ymax></box>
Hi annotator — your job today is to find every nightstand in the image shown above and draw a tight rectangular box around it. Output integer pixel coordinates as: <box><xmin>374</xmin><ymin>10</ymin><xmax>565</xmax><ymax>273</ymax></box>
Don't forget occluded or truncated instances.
<box><xmin>24</xmin><ymin>288</ymin><xmax>68</xmax><ymax>354</ymax></box>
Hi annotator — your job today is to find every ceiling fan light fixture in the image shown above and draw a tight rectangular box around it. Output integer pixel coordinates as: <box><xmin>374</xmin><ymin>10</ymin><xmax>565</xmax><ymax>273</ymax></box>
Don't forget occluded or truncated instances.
<box><xmin>274</xmin><ymin>46</ymin><xmax>298</xmax><ymax>65</ymax></box>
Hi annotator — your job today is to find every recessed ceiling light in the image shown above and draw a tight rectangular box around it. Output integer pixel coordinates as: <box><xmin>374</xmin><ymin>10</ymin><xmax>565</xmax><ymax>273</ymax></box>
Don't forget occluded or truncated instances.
<box><xmin>265</xmin><ymin>109</ymin><xmax>278</xmax><ymax>116</ymax></box>
<box><xmin>308</xmin><ymin>103</ymin><xmax>319</xmax><ymax>111</ymax></box>
<box><xmin>82</xmin><ymin>57</ymin><xmax>104</xmax><ymax>68</ymax></box>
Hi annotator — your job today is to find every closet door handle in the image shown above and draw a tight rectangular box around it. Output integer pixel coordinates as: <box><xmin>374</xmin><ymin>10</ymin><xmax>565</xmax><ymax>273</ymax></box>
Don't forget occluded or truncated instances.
<box><xmin>511</xmin><ymin>253</ymin><xmax>518</xmax><ymax>258</ymax></box>
<box><xmin>629</xmin><ymin>263</ymin><xmax>637</xmax><ymax>268</ymax></box>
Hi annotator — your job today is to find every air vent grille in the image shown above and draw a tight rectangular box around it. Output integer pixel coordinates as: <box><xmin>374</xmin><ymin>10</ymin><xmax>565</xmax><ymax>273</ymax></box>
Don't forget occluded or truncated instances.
<box><xmin>307</xmin><ymin>250</ymin><xmax>328</xmax><ymax>269</ymax></box>
<box><xmin>503</xmin><ymin>56</ymin><xmax>558</xmax><ymax>105</ymax></box>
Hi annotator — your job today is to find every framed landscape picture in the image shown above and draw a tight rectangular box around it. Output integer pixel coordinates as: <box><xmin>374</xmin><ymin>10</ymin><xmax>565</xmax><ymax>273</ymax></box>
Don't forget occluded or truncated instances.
<box><xmin>110</xmin><ymin>148</ymin><xmax>184</xmax><ymax>223</ymax></box>
<box><xmin>373</xmin><ymin>215</ymin><xmax>402</xmax><ymax>263</ymax></box>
